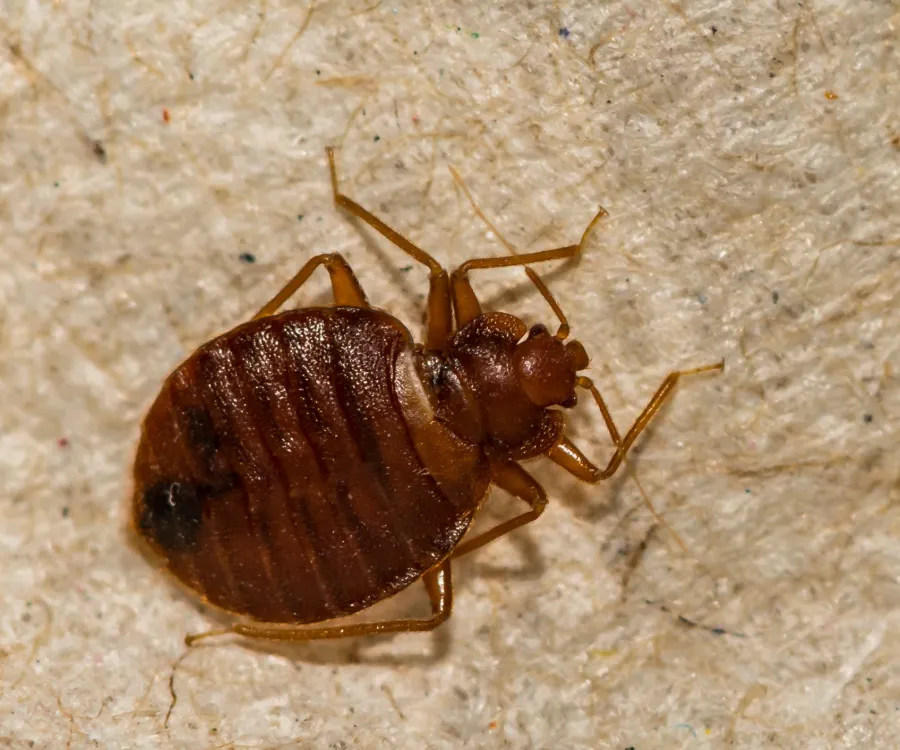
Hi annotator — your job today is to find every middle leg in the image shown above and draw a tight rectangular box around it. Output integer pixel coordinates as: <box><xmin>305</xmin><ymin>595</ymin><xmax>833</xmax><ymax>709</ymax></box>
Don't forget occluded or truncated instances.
<box><xmin>452</xmin><ymin>461</ymin><xmax>547</xmax><ymax>560</ymax></box>
<box><xmin>327</xmin><ymin>147</ymin><xmax>452</xmax><ymax>351</ymax></box>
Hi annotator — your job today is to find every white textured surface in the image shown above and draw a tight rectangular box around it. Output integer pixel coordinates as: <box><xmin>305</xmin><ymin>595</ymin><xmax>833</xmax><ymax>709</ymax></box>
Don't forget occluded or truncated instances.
<box><xmin>2</xmin><ymin>1</ymin><xmax>899</xmax><ymax>748</ymax></box>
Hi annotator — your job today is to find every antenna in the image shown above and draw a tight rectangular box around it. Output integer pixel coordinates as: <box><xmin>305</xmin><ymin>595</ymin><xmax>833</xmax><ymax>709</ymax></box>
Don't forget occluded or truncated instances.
<box><xmin>448</xmin><ymin>165</ymin><xmax>606</xmax><ymax>341</ymax></box>
<box><xmin>447</xmin><ymin>163</ymin><xmax>691</xmax><ymax>557</ymax></box>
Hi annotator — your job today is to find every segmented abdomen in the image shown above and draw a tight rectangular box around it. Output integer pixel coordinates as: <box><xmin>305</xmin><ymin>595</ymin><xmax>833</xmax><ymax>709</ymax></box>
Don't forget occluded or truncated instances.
<box><xmin>133</xmin><ymin>307</ymin><xmax>484</xmax><ymax>624</ymax></box>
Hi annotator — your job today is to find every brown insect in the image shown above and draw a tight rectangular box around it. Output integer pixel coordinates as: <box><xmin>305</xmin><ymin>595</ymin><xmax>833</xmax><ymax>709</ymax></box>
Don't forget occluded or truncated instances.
<box><xmin>131</xmin><ymin>148</ymin><xmax>722</xmax><ymax>646</ymax></box>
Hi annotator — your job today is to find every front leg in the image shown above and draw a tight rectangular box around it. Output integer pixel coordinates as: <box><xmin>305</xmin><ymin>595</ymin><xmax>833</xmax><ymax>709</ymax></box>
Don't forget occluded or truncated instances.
<box><xmin>549</xmin><ymin>363</ymin><xmax>725</xmax><ymax>482</ymax></box>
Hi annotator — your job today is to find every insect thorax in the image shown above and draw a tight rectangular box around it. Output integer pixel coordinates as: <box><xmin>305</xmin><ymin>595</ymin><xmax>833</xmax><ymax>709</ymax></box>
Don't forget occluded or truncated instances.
<box><xmin>420</xmin><ymin>312</ymin><xmax>571</xmax><ymax>461</ymax></box>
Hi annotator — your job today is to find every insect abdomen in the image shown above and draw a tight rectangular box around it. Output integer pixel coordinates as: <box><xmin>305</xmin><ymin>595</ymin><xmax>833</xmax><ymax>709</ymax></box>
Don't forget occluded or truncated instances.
<box><xmin>133</xmin><ymin>307</ymin><xmax>486</xmax><ymax>624</ymax></box>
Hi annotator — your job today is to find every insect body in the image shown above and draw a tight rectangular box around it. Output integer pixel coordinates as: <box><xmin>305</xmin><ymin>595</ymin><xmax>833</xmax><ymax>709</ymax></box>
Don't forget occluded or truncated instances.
<box><xmin>132</xmin><ymin>149</ymin><xmax>722</xmax><ymax>645</ymax></box>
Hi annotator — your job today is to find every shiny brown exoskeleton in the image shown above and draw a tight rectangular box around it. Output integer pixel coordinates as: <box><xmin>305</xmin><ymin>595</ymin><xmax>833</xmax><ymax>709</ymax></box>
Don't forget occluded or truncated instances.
<box><xmin>131</xmin><ymin>148</ymin><xmax>722</xmax><ymax>645</ymax></box>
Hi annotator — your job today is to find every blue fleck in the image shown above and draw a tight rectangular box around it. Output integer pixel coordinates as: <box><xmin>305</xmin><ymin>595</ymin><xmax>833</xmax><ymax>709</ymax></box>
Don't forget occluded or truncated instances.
<box><xmin>559</xmin><ymin>27</ymin><xmax>571</xmax><ymax>38</ymax></box>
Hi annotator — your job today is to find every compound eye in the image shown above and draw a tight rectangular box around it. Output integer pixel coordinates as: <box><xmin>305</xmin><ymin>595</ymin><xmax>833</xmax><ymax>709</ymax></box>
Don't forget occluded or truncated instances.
<box><xmin>528</xmin><ymin>323</ymin><xmax>549</xmax><ymax>338</ymax></box>
<box><xmin>560</xmin><ymin>393</ymin><xmax>578</xmax><ymax>408</ymax></box>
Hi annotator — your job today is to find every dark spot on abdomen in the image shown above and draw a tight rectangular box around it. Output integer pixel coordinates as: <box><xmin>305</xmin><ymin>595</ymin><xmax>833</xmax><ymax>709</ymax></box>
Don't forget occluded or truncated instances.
<box><xmin>180</xmin><ymin>405</ymin><xmax>221</xmax><ymax>472</ymax></box>
<box><xmin>140</xmin><ymin>479</ymin><xmax>208</xmax><ymax>552</ymax></box>
<box><xmin>176</xmin><ymin>405</ymin><xmax>240</xmax><ymax>494</ymax></box>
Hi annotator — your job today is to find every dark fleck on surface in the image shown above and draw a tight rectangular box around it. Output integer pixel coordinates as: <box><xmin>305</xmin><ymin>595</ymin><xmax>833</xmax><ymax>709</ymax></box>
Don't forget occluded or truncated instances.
<box><xmin>863</xmin><ymin>414</ymin><xmax>873</xmax><ymax>423</ymax></box>
<box><xmin>400</xmin><ymin>265</ymin><xmax>413</xmax><ymax>272</ymax></box>
<box><xmin>559</xmin><ymin>27</ymin><xmax>571</xmax><ymax>38</ymax></box>
<box><xmin>297</xmin><ymin>214</ymin><xmax>304</xmax><ymax>222</ymax></box>
<box><xmin>373</xmin><ymin>135</ymin><xmax>381</xmax><ymax>142</ymax></box>
<box><xmin>92</xmin><ymin>140</ymin><xmax>107</xmax><ymax>163</ymax></box>
<box><xmin>772</xmin><ymin>290</ymin><xmax>779</xmax><ymax>303</ymax></box>
<box><xmin>711</xmin><ymin>25</ymin><xmax>718</xmax><ymax>34</ymax></box>
<box><xmin>140</xmin><ymin>479</ymin><xmax>208</xmax><ymax>552</ymax></box>
<box><xmin>239</xmin><ymin>252</ymin><xmax>256</xmax><ymax>264</ymax></box>
<box><xmin>61</xmin><ymin>506</ymin><xmax>70</xmax><ymax>518</ymax></box>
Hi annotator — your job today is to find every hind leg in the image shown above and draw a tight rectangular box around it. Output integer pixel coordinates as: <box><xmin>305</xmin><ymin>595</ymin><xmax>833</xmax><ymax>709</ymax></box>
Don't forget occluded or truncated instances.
<box><xmin>185</xmin><ymin>561</ymin><xmax>453</xmax><ymax>645</ymax></box>
<box><xmin>253</xmin><ymin>252</ymin><xmax>367</xmax><ymax>319</ymax></box>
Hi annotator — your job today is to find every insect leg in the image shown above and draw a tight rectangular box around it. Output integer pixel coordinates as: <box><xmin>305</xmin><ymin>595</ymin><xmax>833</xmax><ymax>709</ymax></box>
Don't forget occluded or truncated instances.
<box><xmin>449</xmin><ymin>207</ymin><xmax>607</xmax><ymax>328</ymax></box>
<box><xmin>254</xmin><ymin>252</ymin><xmax>367</xmax><ymax>318</ymax></box>
<box><xmin>449</xmin><ymin>164</ymin><xmax>608</xmax><ymax>339</ymax></box>
<box><xmin>327</xmin><ymin>147</ymin><xmax>452</xmax><ymax>351</ymax></box>
<box><xmin>184</xmin><ymin>561</ymin><xmax>453</xmax><ymax>644</ymax></box>
<box><xmin>451</xmin><ymin>461</ymin><xmax>547</xmax><ymax>559</ymax></box>
<box><xmin>548</xmin><ymin>363</ymin><xmax>725</xmax><ymax>482</ymax></box>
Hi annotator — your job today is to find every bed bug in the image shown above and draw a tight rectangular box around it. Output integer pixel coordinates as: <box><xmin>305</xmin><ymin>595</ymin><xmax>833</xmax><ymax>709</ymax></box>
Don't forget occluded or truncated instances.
<box><xmin>131</xmin><ymin>148</ymin><xmax>722</xmax><ymax>646</ymax></box>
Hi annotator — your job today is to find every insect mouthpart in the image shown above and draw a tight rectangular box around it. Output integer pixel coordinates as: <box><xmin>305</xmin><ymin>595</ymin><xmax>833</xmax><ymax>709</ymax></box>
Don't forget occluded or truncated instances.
<box><xmin>514</xmin><ymin>325</ymin><xmax>584</xmax><ymax>408</ymax></box>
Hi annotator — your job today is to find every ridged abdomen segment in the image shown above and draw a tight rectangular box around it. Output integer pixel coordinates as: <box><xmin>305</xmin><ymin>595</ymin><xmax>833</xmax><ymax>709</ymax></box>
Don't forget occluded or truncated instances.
<box><xmin>133</xmin><ymin>307</ymin><xmax>486</xmax><ymax>624</ymax></box>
